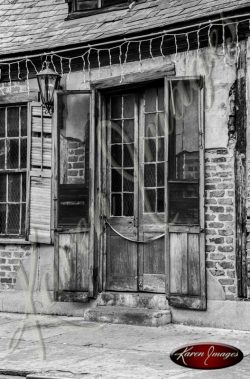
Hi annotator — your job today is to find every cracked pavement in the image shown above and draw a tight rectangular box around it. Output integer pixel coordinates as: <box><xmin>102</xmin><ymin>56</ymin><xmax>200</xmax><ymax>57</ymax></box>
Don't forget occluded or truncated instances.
<box><xmin>0</xmin><ymin>313</ymin><xmax>249</xmax><ymax>378</ymax></box>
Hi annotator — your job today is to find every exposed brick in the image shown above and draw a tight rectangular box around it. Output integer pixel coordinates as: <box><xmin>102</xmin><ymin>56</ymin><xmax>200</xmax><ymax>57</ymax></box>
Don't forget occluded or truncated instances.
<box><xmin>205</xmin><ymin>199</ymin><xmax>217</xmax><ymax>205</ymax></box>
<box><xmin>75</xmin><ymin>149</ymin><xmax>84</xmax><ymax>155</ymax></box>
<box><xmin>210</xmin><ymin>269</ymin><xmax>225</xmax><ymax>276</ymax></box>
<box><xmin>226</xmin><ymin>237</ymin><xmax>233</xmax><ymax>244</ymax></box>
<box><xmin>206</xmin><ymin>215</ymin><xmax>216</xmax><ymax>221</ymax></box>
<box><xmin>68</xmin><ymin>156</ymin><xmax>78</xmax><ymax>162</ymax></box>
<box><xmin>206</xmin><ymin>245</ymin><xmax>216</xmax><ymax>252</ymax></box>
<box><xmin>211</xmin><ymin>157</ymin><xmax>226</xmax><ymax>163</ymax></box>
<box><xmin>228</xmin><ymin>191</ymin><xmax>235</xmax><ymax>196</ymax></box>
<box><xmin>218</xmin><ymin>229</ymin><xmax>234</xmax><ymax>236</ymax></box>
<box><xmin>209</xmin><ymin>222</ymin><xmax>224</xmax><ymax>228</ymax></box>
<box><xmin>68</xmin><ymin>170</ymin><xmax>78</xmax><ymax>176</ymax></box>
<box><xmin>209</xmin><ymin>237</ymin><xmax>224</xmax><ymax>244</ymax></box>
<box><xmin>217</xmin><ymin>183</ymin><xmax>234</xmax><ymax>190</ymax></box>
<box><xmin>0</xmin><ymin>265</ymin><xmax>11</xmax><ymax>271</ymax></box>
<box><xmin>205</xmin><ymin>166</ymin><xmax>216</xmax><ymax>172</ymax></box>
<box><xmin>205</xmin><ymin>185</ymin><xmax>216</xmax><ymax>190</ymax></box>
<box><xmin>228</xmin><ymin>286</ymin><xmax>236</xmax><ymax>293</ymax></box>
<box><xmin>219</xmin><ymin>261</ymin><xmax>234</xmax><ymax>269</ymax></box>
<box><xmin>0</xmin><ymin>259</ymin><xmax>6</xmax><ymax>264</ymax></box>
<box><xmin>206</xmin><ymin>230</ymin><xmax>217</xmax><ymax>235</ymax></box>
<box><xmin>72</xmin><ymin>162</ymin><xmax>84</xmax><ymax>169</ymax></box>
<box><xmin>218</xmin><ymin>214</ymin><xmax>233</xmax><ymax>221</ymax></box>
<box><xmin>227</xmin><ymin>270</ymin><xmax>236</xmax><ymax>278</ymax></box>
<box><xmin>218</xmin><ymin>246</ymin><xmax>234</xmax><ymax>253</ymax></box>
<box><xmin>206</xmin><ymin>261</ymin><xmax>217</xmax><ymax>268</ymax></box>
<box><xmin>210</xmin><ymin>206</ymin><xmax>224</xmax><ymax>213</ymax></box>
<box><xmin>219</xmin><ymin>279</ymin><xmax>235</xmax><ymax>285</ymax></box>
<box><xmin>210</xmin><ymin>191</ymin><xmax>225</xmax><ymax>198</ymax></box>
<box><xmin>206</xmin><ymin>178</ymin><xmax>222</xmax><ymax>183</ymax></box>
<box><xmin>1</xmin><ymin>252</ymin><xmax>11</xmax><ymax>258</ymax></box>
<box><xmin>218</xmin><ymin>199</ymin><xmax>233</xmax><ymax>205</ymax></box>
<box><xmin>210</xmin><ymin>253</ymin><xmax>225</xmax><ymax>260</ymax></box>
<box><xmin>0</xmin><ymin>278</ymin><xmax>12</xmax><ymax>284</ymax></box>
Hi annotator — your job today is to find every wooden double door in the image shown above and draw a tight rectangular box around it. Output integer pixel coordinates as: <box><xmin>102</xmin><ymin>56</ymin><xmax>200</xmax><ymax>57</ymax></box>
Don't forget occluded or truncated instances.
<box><xmin>104</xmin><ymin>79</ymin><xmax>206</xmax><ymax>310</ymax></box>
<box><xmin>105</xmin><ymin>84</ymin><xmax>167</xmax><ymax>293</ymax></box>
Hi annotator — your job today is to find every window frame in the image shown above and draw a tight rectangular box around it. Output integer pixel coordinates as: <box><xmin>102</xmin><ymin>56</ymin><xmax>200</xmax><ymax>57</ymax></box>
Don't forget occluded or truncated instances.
<box><xmin>0</xmin><ymin>102</ymin><xmax>29</xmax><ymax>241</ymax></box>
<box><xmin>66</xmin><ymin>0</ymin><xmax>131</xmax><ymax>19</ymax></box>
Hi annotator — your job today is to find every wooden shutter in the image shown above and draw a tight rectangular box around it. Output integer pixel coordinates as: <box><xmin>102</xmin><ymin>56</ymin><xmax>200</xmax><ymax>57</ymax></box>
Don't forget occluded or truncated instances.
<box><xmin>166</xmin><ymin>78</ymin><xmax>206</xmax><ymax>310</ymax></box>
<box><xmin>26</xmin><ymin>102</ymin><xmax>52</xmax><ymax>244</ymax></box>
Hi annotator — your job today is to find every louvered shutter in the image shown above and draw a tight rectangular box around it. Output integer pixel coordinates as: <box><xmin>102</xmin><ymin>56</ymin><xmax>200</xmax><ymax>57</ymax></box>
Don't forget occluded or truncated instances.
<box><xmin>26</xmin><ymin>102</ymin><xmax>52</xmax><ymax>244</ymax></box>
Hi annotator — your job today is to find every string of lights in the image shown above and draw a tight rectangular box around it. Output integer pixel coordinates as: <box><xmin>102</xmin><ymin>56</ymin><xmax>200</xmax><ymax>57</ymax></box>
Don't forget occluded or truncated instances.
<box><xmin>0</xmin><ymin>16</ymin><xmax>248</xmax><ymax>91</ymax></box>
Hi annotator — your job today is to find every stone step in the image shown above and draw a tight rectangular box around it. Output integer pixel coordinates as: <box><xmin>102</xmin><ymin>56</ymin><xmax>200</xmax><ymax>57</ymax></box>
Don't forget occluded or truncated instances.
<box><xmin>84</xmin><ymin>306</ymin><xmax>171</xmax><ymax>327</ymax></box>
<box><xmin>97</xmin><ymin>292</ymin><xmax>169</xmax><ymax>310</ymax></box>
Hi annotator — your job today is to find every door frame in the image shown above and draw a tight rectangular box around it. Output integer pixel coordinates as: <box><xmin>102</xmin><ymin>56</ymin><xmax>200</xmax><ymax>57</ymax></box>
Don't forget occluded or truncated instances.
<box><xmin>92</xmin><ymin>71</ymin><xmax>205</xmax><ymax>303</ymax></box>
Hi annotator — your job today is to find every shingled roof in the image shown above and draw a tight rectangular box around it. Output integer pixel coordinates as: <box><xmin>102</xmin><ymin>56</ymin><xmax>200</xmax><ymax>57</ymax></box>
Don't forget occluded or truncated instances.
<box><xmin>1</xmin><ymin>0</ymin><xmax>250</xmax><ymax>57</ymax></box>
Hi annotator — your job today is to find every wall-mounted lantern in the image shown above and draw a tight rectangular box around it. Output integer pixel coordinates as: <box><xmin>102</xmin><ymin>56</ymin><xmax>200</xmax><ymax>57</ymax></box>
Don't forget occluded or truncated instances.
<box><xmin>36</xmin><ymin>68</ymin><xmax>61</xmax><ymax>114</ymax></box>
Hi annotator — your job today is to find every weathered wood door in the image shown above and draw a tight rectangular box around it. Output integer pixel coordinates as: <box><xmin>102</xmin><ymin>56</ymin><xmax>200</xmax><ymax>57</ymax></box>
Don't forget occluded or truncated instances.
<box><xmin>105</xmin><ymin>84</ymin><xmax>167</xmax><ymax>293</ymax></box>
<box><xmin>104</xmin><ymin>78</ymin><xmax>206</xmax><ymax>309</ymax></box>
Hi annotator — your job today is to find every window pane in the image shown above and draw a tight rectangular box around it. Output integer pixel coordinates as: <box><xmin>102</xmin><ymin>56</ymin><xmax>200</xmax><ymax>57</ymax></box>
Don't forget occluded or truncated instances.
<box><xmin>0</xmin><ymin>140</ymin><xmax>5</xmax><ymax>169</ymax></box>
<box><xmin>158</xmin><ymin>113</ymin><xmax>165</xmax><ymax>137</ymax></box>
<box><xmin>21</xmin><ymin>106</ymin><xmax>27</xmax><ymax>136</ymax></box>
<box><xmin>157</xmin><ymin>188</ymin><xmax>164</xmax><ymax>213</ymax></box>
<box><xmin>158</xmin><ymin>138</ymin><xmax>165</xmax><ymax>162</ymax></box>
<box><xmin>20</xmin><ymin>139</ymin><xmax>27</xmax><ymax>169</ymax></box>
<box><xmin>103</xmin><ymin>0</ymin><xmax>127</xmax><ymax>6</ymax></box>
<box><xmin>123</xmin><ymin>169</ymin><xmax>134</xmax><ymax>192</ymax></box>
<box><xmin>0</xmin><ymin>204</ymin><xmax>6</xmax><ymax>234</ymax></box>
<box><xmin>157</xmin><ymin>163</ymin><xmax>164</xmax><ymax>186</ymax></box>
<box><xmin>144</xmin><ymin>139</ymin><xmax>156</xmax><ymax>162</ymax></box>
<box><xmin>111</xmin><ymin>169</ymin><xmax>122</xmax><ymax>192</ymax></box>
<box><xmin>144</xmin><ymin>189</ymin><xmax>156</xmax><ymax>213</ymax></box>
<box><xmin>0</xmin><ymin>108</ymin><xmax>5</xmax><ymax>137</ymax></box>
<box><xmin>21</xmin><ymin>203</ymin><xmax>26</xmax><ymax>235</ymax></box>
<box><xmin>169</xmin><ymin>183</ymin><xmax>199</xmax><ymax>224</ymax></box>
<box><xmin>111</xmin><ymin>96</ymin><xmax>122</xmax><ymax>119</ymax></box>
<box><xmin>0</xmin><ymin>174</ymin><xmax>6</xmax><ymax>202</ymax></box>
<box><xmin>111</xmin><ymin>145</ymin><xmax>122</xmax><ymax>167</ymax></box>
<box><xmin>7</xmin><ymin>139</ymin><xmax>19</xmax><ymax>169</ymax></box>
<box><xmin>7</xmin><ymin>204</ymin><xmax>20</xmax><ymax>234</ymax></box>
<box><xmin>7</xmin><ymin>107</ymin><xmax>19</xmax><ymax>137</ymax></box>
<box><xmin>123</xmin><ymin>144</ymin><xmax>134</xmax><ymax>167</ymax></box>
<box><xmin>123</xmin><ymin>95</ymin><xmax>134</xmax><ymax>118</ymax></box>
<box><xmin>158</xmin><ymin>87</ymin><xmax>164</xmax><ymax>111</ymax></box>
<box><xmin>123</xmin><ymin>120</ymin><xmax>134</xmax><ymax>143</ymax></box>
<box><xmin>144</xmin><ymin>164</ymin><xmax>156</xmax><ymax>187</ymax></box>
<box><xmin>111</xmin><ymin>194</ymin><xmax>122</xmax><ymax>216</ymax></box>
<box><xmin>169</xmin><ymin>80</ymin><xmax>200</xmax><ymax>180</ymax></box>
<box><xmin>22</xmin><ymin>173</ymin><xmax>26</xmax><ymax>202</ymax></box>
<box><xmin>111</xmin><ymin>120</ymin><xmax>122</xmax><ymax>144</ymax></box>
<box><xmin>76</xmin><ymin>0</ymin><xmax>98</xmax><ymax>10</ymax></box>
<box><xmin>145</xmin><ymin>114</ymin><xmax>157</xmax><ymax>137</ymax></box>
<box><xmin>123</xmin><ymin>193</ymin><xmax>133</xmax><ymax>216</ymax></box>
<box><xmin>145</xmin><ymin>88</ymin><xmax>157</xmax><ymax>112</ymax></box>
<box><xmin>8</xmin><ymin>174</ymin><xmax>20</xmax><ymax>202</ymax></box>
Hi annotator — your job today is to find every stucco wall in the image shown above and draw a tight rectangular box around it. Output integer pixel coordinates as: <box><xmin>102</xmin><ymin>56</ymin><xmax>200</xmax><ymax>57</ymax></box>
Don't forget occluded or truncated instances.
<box><xmin>0</xmin><ymin>42</ymin><xmax>239</xmax><ymax>304</ymax></box>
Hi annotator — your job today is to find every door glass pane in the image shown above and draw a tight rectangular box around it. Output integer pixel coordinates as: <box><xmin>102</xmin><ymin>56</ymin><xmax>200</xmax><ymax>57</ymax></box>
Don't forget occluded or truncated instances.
<box><xmin>144</xmin><ymin>85</ymin><xmax>165</xmax><ymax>214</ymax></box>
<box><xmin>7</xmin><ymin>204</ymin><xmax>20</xmax><ymax>234</ymax></box>
<box><xmin>110</xmin><ymin>94</ymin><xmax>135</xmax><ymax>217</ymax></box>
<box><xmin>0</xmin><ymin>174</ymin><xmax>6</xmax><ymax>202</ymax></box>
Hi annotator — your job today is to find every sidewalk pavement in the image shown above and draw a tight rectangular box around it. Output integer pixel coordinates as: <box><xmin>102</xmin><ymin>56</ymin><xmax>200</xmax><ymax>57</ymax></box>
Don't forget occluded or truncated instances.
<box><xmin>0</xmin><ymin>313</ymin><xmax>249</xmax><ymax>378</ymax></box>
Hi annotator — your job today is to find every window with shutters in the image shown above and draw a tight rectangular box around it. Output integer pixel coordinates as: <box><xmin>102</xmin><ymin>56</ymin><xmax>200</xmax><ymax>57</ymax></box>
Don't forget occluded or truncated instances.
<box><xmin>67</xmin><ymin>0</ymin><xmax>130</xmax><ymax>16</ymax></box>
<box><xmin>0</xmin><ymin>105</ymin><xmax>27</xmax><ymax>237</ymax></box>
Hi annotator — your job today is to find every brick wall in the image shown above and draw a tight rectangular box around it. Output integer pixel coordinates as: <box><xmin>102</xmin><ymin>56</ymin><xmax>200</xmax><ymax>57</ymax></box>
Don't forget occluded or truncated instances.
<box><xmin>205</xmin><ymin>146</ymin><xmax>237</xmax><ymax>300</ymax></box>
<box><xmin>0</xmin><ymin>244</ymin><xmax>31</xmax><ymax>289</ymax></box>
